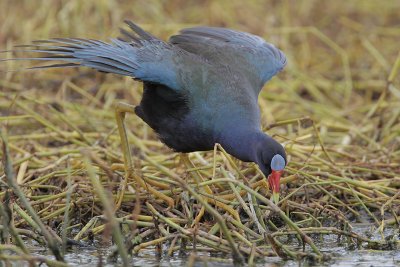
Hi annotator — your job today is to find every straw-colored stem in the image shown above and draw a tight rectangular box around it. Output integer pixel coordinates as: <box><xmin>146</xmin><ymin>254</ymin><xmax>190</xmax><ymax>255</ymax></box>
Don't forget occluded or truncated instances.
<box><xmin>1</xmin><ymin>129</ymin><xmax>64</xmax><ymax>262</ymax></box>
<box><xmin>81</xmin><ymin>150</ymin><xmax>129</xmax><ymax>266</ymax></box>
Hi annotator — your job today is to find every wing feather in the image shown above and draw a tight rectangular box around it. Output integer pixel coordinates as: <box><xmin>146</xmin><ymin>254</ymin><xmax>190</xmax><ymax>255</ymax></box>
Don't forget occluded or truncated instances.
<box><xmin>3</xmin><ymin>21</ymin><xmax>202</xmax><ymax>92</ymax></box>
<box><xmin>170</xmin><ymin>27</ymin><xmax>286</xmax><ymax>92</ymax></box>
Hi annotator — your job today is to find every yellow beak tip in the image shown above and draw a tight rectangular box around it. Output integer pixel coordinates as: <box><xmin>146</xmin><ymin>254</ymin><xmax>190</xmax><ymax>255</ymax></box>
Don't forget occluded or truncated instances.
<box><xmin>272</xmin><ymin>192</ymin><xmax>280</xmax><ymax>204</ymax></box>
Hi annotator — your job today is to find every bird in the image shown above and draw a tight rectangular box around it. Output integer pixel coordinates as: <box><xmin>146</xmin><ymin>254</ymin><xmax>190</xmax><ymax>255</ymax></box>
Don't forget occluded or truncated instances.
<box><xmin>4</xmin><ymin>20</ymin><xmax>287</xmax><ymax>203</ymax></box>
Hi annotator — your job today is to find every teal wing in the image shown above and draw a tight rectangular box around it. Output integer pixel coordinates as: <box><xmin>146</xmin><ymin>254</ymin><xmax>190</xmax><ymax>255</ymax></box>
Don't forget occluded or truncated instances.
<box><xmin>170</xmin><ymin>27</ymin><xmax>287</xmax><ymax>93</ymax></box>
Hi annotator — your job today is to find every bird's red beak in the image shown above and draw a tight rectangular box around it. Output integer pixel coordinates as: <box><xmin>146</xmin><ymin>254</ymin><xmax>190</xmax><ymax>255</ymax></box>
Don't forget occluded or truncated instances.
<box><xmin>268</xmin><ymin>170</ymin><xmax>283</xmax><ymax>204</ymax></box>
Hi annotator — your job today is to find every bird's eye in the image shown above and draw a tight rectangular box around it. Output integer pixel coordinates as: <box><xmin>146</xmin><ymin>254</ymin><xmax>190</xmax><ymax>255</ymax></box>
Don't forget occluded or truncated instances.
<box><xmin>271</xmin><ymin>154</ymin><xmax>285</xmax><ymax>171</ymax></box>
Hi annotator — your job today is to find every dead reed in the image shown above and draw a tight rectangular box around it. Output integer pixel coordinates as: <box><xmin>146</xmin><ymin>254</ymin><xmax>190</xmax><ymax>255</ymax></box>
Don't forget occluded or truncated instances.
<box><xmin>0</xmin><ymin>0</ymin><xmax>399</xmax><ymax>266</ymax></box>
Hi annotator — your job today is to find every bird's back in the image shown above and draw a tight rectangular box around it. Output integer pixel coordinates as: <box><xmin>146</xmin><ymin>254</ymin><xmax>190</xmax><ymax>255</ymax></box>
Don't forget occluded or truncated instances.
<box><xmin>137</xmin><ymin>57</ymin><xmax>266</xmax><ymax>150</ymax></box>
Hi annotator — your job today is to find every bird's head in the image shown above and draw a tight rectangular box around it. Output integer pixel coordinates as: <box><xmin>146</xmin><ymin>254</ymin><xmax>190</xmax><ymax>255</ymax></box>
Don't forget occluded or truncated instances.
<box><xmin>219</xmin><ymin>130</ymin><xmax>286</xmax><ymax>204</ymax></box>
<box><xmin>255</xmin><ymin>136</ymin><xmax>287</xmax><ymax>204</ymax></box>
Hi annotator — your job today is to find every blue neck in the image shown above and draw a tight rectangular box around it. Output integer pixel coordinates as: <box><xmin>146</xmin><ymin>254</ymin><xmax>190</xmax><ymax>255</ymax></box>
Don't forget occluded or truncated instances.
<box><xmin>219</xmin><ymin>129</ymin><xmax>276</xmax><ymax>163</ymax></box>
<box><xmin>219</xmin><ymin>129</ymin><xmax>286</xmax><ymax>177</ymax></box>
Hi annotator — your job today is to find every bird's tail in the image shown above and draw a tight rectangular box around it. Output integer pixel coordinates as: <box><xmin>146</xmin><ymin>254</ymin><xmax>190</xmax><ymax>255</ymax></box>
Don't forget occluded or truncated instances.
<box><xmin>1</xmin><ymin>21</ymin><xmax>157</xmax><ymax>77</ymax></box>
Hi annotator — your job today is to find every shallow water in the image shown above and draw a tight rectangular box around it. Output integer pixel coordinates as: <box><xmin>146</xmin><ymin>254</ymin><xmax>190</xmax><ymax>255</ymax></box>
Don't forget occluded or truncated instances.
<box><xmin>28</xmin><ymin>245</ymin><xmax>400</xmax><ymax>267</ymax></box>
<box><xmin>24</xmin><ymin>223</ymin><xmax>400</xmax><ymax>266</ymax></box>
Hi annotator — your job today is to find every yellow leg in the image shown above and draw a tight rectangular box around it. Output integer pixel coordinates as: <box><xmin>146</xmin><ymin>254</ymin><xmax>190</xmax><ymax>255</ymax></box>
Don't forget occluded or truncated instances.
<box><xmin>114</xmin><ymin>102</ymin><xmax>174</xmax><ymax>209</ymax></box>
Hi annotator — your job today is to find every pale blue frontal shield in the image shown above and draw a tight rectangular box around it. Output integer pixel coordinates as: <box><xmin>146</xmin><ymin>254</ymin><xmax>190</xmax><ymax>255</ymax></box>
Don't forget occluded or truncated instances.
<box><xmin>271</xmin><ymin>154</ymin><xmax>285</xmax><ymax>171</ymax></box>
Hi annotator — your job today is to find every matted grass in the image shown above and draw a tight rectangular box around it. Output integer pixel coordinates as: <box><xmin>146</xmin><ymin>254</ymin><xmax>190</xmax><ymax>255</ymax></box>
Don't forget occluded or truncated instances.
<box><xmin>1</xmin><ymin>0</ymin><xmax>399</xmax><ymax>266</ymax></box>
